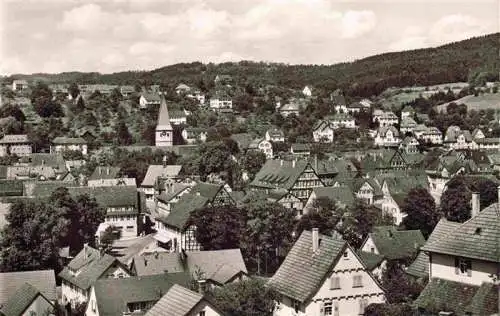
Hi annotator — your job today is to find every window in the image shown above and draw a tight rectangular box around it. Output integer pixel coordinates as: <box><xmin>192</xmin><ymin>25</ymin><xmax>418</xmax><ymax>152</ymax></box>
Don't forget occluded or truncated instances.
<box><xmin>292</xmin><ymin>300</ymin><xmax>301</xmax><ymax>313</ymax></box>
<box><xmin>358</xmin><ymin>298</ymin><xmax>368</xmax><ymax>315</ymax></box>
<box><xmin>323</xmin><ymin>302</ymin><xmax>332</xmax><ymax>315</ymax></box>
<box><xmin>455</xmin><ymin>257</ymin><xmax>472</xmax><ymax>276</ymax></box>
<box><xmin>370</xmin><ymin>247</ymin><xmax>375</xmax><ymax>253</ymax></box>
<box><xmin>330</xmin><ymin>276</ymin><xmax>340</xmax><ymax>290</ymax></box>
<box><xmin>353</xmin><ymin>275</ymin><xmax>363</xmax><ymax>288</ymax></box>
<box><xmin>199</xmin><ymin>311</ymin><xmax>206</xmax><ymax>316</ymax></box>
<box><xmin>343</xmin><ymin>251</ymin><xmax>348</xmax><ymax>259</ymax></box>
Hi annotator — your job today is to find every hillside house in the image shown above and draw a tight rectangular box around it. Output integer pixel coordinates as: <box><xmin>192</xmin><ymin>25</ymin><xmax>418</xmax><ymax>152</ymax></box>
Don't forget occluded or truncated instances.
<box><xmin>209</xmin><ymin>92</ymin><xmax>232</xmax><ymax>111</ymax></box>
<box><xmin>120</xmin><ymin>85</ymin><xmax>135</xmax><ymax>97</ymax></box>
<box><xmin>290</xmin><ymin>143</ymin><xmax>312</xmax><ymax>157</ymax></box>
<box><xmin>399</xmin><ymin>136</ymin><xmax>419</xmax><ymax>154</ymax></box>
<box><xmin>12</xmin><ymin>79</ymin><xmax>28</xmax><ymax>91</ymax></box>
<box><xmin>302</xmin><ymin>86</ymin><xmax>312</xmax><ymax>97</ymax></box>
<box><xmin>373</xmin><ymin>111</ymin><xmax>398</xmax><ymax>127</ymax></box>
<box><xmin>140</xmin><ymin>164</ymin><xmax>183</xmax><ymax>202</ymax></box>
<box><xmin>279</xmin><ymin>102</ymin><xmax>300</xmax><ymax>117</ymax></box>
<box><xmin>59</xmin><ymin>245</ymin><xmax>132</xmax><ymax>307</ymax></box>
<box><xmin>313</xmin><ymin>120</ymin><xmax>335</xmax><ymax>143</ymax></box>
<box><xmin>413</xmin><ymin>125</ymin><xmax>443</xmax><ymax>144</ymax></box>
<box><xmin>144</xmin><ymin>284</ymin><xmax>225</xmax><ymax>316</ymax></box>
<box><xmin>139</xmin><ymin>92</ymin><xmax>161</xmax><ymax>109</ymax></box>
<box><xmin>401</xmin><ymin>106</ymin><xmax>415</xmax><ymax>120</ymax></box>
<box><xmin>84</xmin><ymin>273</ymin><xmax>189</xmax><ymax>316</ymax></box>
<box><xmin>0</xmin><ymin>134</ymin><xmax>32</xmax><ymax>157</ymax></box>
<box><xmin>414</xmin><ymin>192</ymin><xmax>500</xmax><ymax>315</ymax></box>
<box><xmin>169</xmin><ymin>110</ymin><xmax>187</xmax><ymax>125</ymax></box>
<box><xmin>345</xmin><ymin>102</ymin><xmax>362</xmax><ymax>114</ymax></box>
<box><xmin>330</xmin><ymin>113</ymin><xmax>356</xmax><ymax>129</ymax></box>
<box><xmin>186</xmin><ymin>89</ymin><xmax>206</xmax><ymax>105</ymax></box>
<box><xmin>265</xmin><ymin>127</ymin><xmax>285</xmax><ymax>142</ymax></box>
<box><xmin>268</xmin><ymin>229</ymin><xmax>386</xmax><ymax>316</ymax></box>
<box><xmin>175</xmin><ymin>83</ymin><xmax>191</xmax><ymax>94</ymax></box>
<box><xmin>181</xmin><ymin>127</ymin><xmax>208</xmax><ymax>144</ymax></box>
<box><xmin>374</xmin><ymin>126</ymin><xmax>401</xmax><ymax>147</ymax></box>
<box><xmin>50</xmin><ymin>137</ymin><xmax>88</xmax><ymax>155</ymax></box>
<box><xmin>400</xmin><ymin>117</ymin><xmax>418</xmax><ymax>134</ymax></box>
<box><xmin>350</xmin><ymin>178</ymin><xmax>383</xmax><ymax>205</ymax></box>
<box><xmin>248</xmin><ymin>138</ymin><xmax>274</xmax><ymax>159</ymax></box>
<box><xmin>304</xmin><ymin>186</ymin><xmax>355</xmax><ymax>212</ymax></box>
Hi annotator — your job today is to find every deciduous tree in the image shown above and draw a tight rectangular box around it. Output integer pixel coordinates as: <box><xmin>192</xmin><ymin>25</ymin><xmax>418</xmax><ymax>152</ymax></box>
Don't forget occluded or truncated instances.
<box><xmin>402</xmin><ymin>187</ymin><xmax>440</xmax><ymax>237</ymax></box>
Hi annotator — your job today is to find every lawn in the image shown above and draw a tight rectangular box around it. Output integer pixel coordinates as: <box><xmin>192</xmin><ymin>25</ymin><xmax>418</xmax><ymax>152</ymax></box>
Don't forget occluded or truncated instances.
<box><xmin>436</xmin><ymin>92</ymin><xmax>500</xmax><ymax>112</ymax></box>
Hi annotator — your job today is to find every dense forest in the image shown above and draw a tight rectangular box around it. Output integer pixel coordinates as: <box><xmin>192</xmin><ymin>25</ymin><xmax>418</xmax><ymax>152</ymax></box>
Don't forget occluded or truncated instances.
<box><xmin>4</xmin><ymin>33</ymin><xmax>499</xmax><ymax>98</ymax></box>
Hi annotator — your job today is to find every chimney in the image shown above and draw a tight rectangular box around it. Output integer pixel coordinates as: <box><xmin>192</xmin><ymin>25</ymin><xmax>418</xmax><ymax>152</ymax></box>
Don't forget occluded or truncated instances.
<box><xmin>312</xmin><ymin>228</ymin><xmax>319</xmax><ymax>253</ymax></box>
<box><xmin>83</xmin><ymin>243</ymin><xmax>88</xmax><ymax>257</ymax></box>
<box><xmin>41</xmin><ymin>159</ymin><xmax>45</xmax><ymax>166</ymax></box>
<box><xmin>197</xmin><ymin>279</ymin><xmax>207</xmax><ymax>294</ymax></box>
<box><xmin>471</xmin><ymin>192</ymin><xmax>480</xmax><ymax>218</ymax></box>
<box><xmin>292</xmin><ymin>160</ymin><xmax>296</xmax><ymax>168</ymax></box>
<box><xmin>280</xmin><ymin>159</ymin><xmax>283</xmax><ymax>166</ymax></box>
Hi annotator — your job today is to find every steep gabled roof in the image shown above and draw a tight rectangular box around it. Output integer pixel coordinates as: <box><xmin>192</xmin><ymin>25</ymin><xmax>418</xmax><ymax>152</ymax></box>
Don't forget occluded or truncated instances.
<box><xmin>0</xmin><ymin>270</ymin><xmax>56</xmax><ymax>304</ymax></box>
<box><xmin>367</xmin><ymin>226</ymin><xmax>425</xmax><ymax>260</ymax></box>
<box><xmin>0</xmin><ymin>283</ymin><xmax>52</xmax><ymax>316</ymax></box>
<box><xmin>52</xmin><ymin>137</ymin><xmax>87</xmax><ymax>145</ymax></box>
<box><xmin>406</xmin><ymin>251</ymin><xmax>429</xmax><ymax>278</ymax></box>
<box><xmin>357</xmin><ymin>251</ymin><xmax>385</xmax><ymax>271</ymax></box>
<box><xmin>422</xmin><ymin>203</ymin><xmax>500</xmax><ymax>262</ymax></box>
<box><xmin>267</xmin><ymin>230</ymin><xmax>346</xmax><ymax>303</ymax></box>
<box><xmin>250</xmin><ymin>160</ymin><xmax>310</xmax><ymax>191</ymax></box>
<box><xmin>156</xmin><ymin>193</ymin><xmax>209</xmax><ymax>229</ymax></box>
<box><xmin>93</xmin><ymin>273</ymin><xmax>190</xmax><ymax>316</ymax></box>
<box><xmin>132</xmin><ymin>249</ymin><xmax>247</xmax><ymax>284</ymax></box>
<box><xmin>311</xmin><ymin>186</ymin><xmax>355</xmax><ymax>208</ymax></box>
<box><xmin>141</xmin><ymin>165</ymin><xmax>183</xmax><ymax>187</ymax></box>
<box><xmin>88</xmin><ymin>166</ymin><xmax>121</xmax><ymax>180</ymax></box>
<box><xmin>145</xmin><ymin>284</ymin><xmax>208</xmax><ymax>316</ymax></box>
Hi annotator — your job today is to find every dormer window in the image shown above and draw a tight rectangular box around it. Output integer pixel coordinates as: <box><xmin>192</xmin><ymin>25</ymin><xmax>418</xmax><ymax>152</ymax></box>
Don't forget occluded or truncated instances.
<box><xmin>455</xmin><ymin>257</ymin><xmax>472</xmax><ymax>276</ymax></box>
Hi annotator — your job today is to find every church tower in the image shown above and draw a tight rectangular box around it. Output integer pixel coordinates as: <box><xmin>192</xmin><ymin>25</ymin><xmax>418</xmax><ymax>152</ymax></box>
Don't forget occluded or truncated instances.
<box><xmin>155</xmin><ymin>94</ymin><xmax>173</xmax><ymax>147</ymax></box>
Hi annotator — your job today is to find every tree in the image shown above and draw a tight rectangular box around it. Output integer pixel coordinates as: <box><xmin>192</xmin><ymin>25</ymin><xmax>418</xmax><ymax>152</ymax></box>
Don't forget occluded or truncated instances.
<box><xmin>0</xmin><ymin>103</ymin><xmax>26</xmax><ymax>122</ymax></box>
<box><xmin>402</xmin><ymin>187</ymin><xmax>440</xmax><ymax>238</ymax></box>
<box><xmin>210</xmin><ymin>279</ymin><xmax>278</xmax><ymax>316</ymax></box>
<box><xmin>380</xmin><ymin>261</ymin><xmax>426</xmax><ymax>304</ymax></box>
<box><xmin>188</xmin><ymin>206</ymin><xmax>245</xmax><ymax>250</ymax></box>
<box><xmin>339</xmin><ymin>200</ymin><xmax>394</xmax><ymax>249</ymax></box>
<box><xmin>470</xmin><ymin>178</ymin><xmax>498</xmax><ymax>210</ymax></box>
<box><xmin>240</xmin><ymin>150</ymin><xmax>266</xmax><ymax>179</ymax></box>
<box><xmin>116</xmin><ymin>121</ymin><xmax>133</xmax><ymax>145</ymax></box>
<box><xmin>31</xmin><ymin>82</ymin><xmax>64</xmax><ymax>117</ymax></box>
<box><xmin>48</xmin><ymin>188</ymin><xmax>106</xmax><ymax>255</ymax></box>
<box><xmin>364</xmin><ymin>303</ymin><xmax>413</xmax><ymax>316</ymax></box>
<box><xmin>99</xmin><ymin>225</ymin><xmax>121</xmax><ymax>253</ymax></box>
<box><xmin>0</xmin><ymin>200</ymin><xmax>68</xmax><ymax>272</ymax></box>
<box><xmin>295</xmin><ymin>197</ymin><xmax>341</xmax><ymax>237</ymax></box>
<box><xmin>68</xmin><ymin>82</ymin><xmax>80</xmax><ymax>99</ymax></box>
<box><xmin>440</xmin><ymin>177</ymin><xmax>471</xmax><ymax>223</ymax></box>
<box><xmin>198</xmin><ymin>142</ymin><xmax>233</xmax><ymax>180</ymax></box>
<box><xmin>241</xmin><ymin>200</ymin><xmax>297</xmax><ymax>274</ymax></box>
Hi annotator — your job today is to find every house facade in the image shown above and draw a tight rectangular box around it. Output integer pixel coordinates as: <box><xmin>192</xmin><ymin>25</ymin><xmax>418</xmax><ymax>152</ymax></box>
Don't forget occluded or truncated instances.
<box><xmin>50</xmin><ymin>137</ymin><xmax>88</xmax><ymax>155</ymax></box>
<box><xmin>248</xmin><ymin>138</ymin><xmax>273</xmax><ymax>159</ymax></box>
<box><xmin>139</xmin><ymin>93</ymin><xmax>161</xmax><ymax>109</ymax></box>
<box><xmin>182</xmin><ymin>128</ymin><xmax>208</xmax><ymax>144</ymax></box>
<box><xmin>374</xmin><ymin>126</ymin><xmax>401</xmax><ymax>147</ymax></box>
<box><xmin>373</xmin><ymin>111</ymin><xmax>398</xmax><ymax>127</ymax></box>
<box><xmin>209</xmin><ymin>94</ymin><xmax>232</xmax><ymax>110</ymax></box>
<box><xmin>269</xmin><ymin>229</ymin><xmax>386</xmax><ymax>316</ymax></box>
<box><xmin>313</xmin><ymin>120</ymin><xmax>335</xmax><ymax>143</ymax></box>
<box><xmin>0</xmin><ymin>134</ymin><xmax>32</xmax><ymax>157</ymax></box>
<box><xmin>265</xmin><ymin>128</ymin><xmax>285</xmax><ymax>142</ymax></box>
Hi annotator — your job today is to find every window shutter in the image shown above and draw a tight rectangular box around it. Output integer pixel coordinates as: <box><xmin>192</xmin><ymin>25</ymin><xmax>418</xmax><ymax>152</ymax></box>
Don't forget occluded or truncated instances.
<box><xmin>454</xmin><ymin>257</ymin><xmax>459</xmax><ymax>274</ymax></box>
<box><xmin>467</xmin><ymin>261</ymin><xmax>472</xmax><ymax>277</ymax></box>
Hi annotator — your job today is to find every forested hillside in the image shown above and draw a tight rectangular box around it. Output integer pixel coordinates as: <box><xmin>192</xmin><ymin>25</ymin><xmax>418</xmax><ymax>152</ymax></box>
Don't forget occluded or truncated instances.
<box><xmin>5</xmin><ymin>33</ymin><xmax>499</xmax><ymax>97</ymax></box>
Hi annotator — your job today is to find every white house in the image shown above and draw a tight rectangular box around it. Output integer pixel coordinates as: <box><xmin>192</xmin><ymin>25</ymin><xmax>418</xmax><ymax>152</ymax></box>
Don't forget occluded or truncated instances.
<box><xmin>374</xmin><ymin>126</ymin><xmax>401</xmax><ymax>147</ymax></box>
<box><xmin>313</xmin><ymin>120</ymin><xmax>335</xmax><ymax>143</ymax></box>
<box><xmin>209</xmin><ymin>92</ymin><xmax>232</xmax><ymax>110</ymax></box>
<box><xmin>414</xmin><ymin>191</ymin><xmax>500</xmax><ymax>315</ymax></box>
<box><xmin>59</xmin><ymin>245</ymin><xmax>131</xmax><ymax>307</ymax></box>
<box><xmin>401</xmin><ymin>106</ymin><xmax>415</xmax><ymax>120</ymax></box>
<box><xmin>373</xmin><ymin>111</ymin><xmax>398</xmax><ymax>127</ymax></box>
<box><xmin>330</xmin><ymin>113</ymin><xmax>356</xmax><ymax>129</ymax></box>
<box><xmin>175</xmin><ymin>83</ymin><xmax>191</xmax><ymax>94</ymax></box>
<box><xmin>0</xmin><ymin>134</ymin><xmax>32</xmax><ymax>157</ymax></box>
<box><xmin>12</xmin><ymin>79</ymin><xmax>28</xmax><ymax>91</ymax></box>
<box><xmin>248</xmin><ymin>138</ymin><xmax>273</xmax><ymax>159</ymax></box>
<box><xmin>50</xmin><ymin>137</ymin><xmax>88</xmax><ymax>155</ymax></box>
<box><xmin>139</xmin><ymin>92</ymin><xmax>161</xmax><ymax>109</ymax></box>
<box><xmin>400</xmin><ymin>117</ymin><xmax>418</xmax><ymax>134</ymax></box>
<box><xmin>182</xmin><ymin>128</ymin><xmax>208</xmax><ymax>144</ymax></box>
<box><xmin>302</xmin><ymin>86</ymin><xmax>312</xmax><ymax>97</ymax></box>
<box><xmin>413</xmin><ymin>125</ymin><xmax>443</xmax><ymax>144</ymax></box>
<box><xmin>265</xmin><ymin>128</ymin><xmax>285</xmax><ymax>142</ymax></box>
<box><xmin>268</xmin><ymin>229</ymin><xmax>385</xmax><ymax>316</ymax></box>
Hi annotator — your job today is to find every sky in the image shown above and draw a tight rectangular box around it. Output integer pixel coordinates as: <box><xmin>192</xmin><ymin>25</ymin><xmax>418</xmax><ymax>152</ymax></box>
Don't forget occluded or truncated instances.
<box><xmin>0</xmin><ymin>0</ymin><xmax>498</xmax><ymax>75</ymax></box>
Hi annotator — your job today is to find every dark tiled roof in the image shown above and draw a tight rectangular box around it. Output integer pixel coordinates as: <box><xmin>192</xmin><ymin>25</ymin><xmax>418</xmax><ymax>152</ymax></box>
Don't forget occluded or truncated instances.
<box><xmin>88</xmin><ymin>166</ymin><xmax>121</xmax><ymax>180</ymax></box>
<box><xmin>59</xmin><ymin>252</ymin><xmax>126</xmax><ymax>290</ymax></box>
<box><xmin>291</xmin><ymin>143</ymin><xmax>312</xmax><ymax>152</ymax></box>
<box><xmin>0</xmin><ymin>270</ymin><xmax>56</xmax><ymax>304</ymax></box>
<box><xmin>229</xmin><ymin>133</ymin><xmax>254</xmax><ymax>151</ymax></box>
<box><xmin>0</xmin><ymin>283</ymin><xmax>51</xmax><ymax>316</ymax></box>
<box><xmin>157</xmin><ymin>184</ymin><xmax>191</xmax><ymax>204</ymax></box>
<box><xmin>52</xmin><ymin>137</ymin><xmax>87</xmax><ymax>145</ymax></box>
<box><xmin>414</xmin><ymin>278</ymin><xmax>498</xmax><ymax>315</ymax></box>
<box><xmin>0</xmin><ymin>180</ymin><xmax>24</xmax><ymax>196</ymax></box>
<box><xmin>94</xmin><ymin>273</ymin><xmax>190</xmax><ymax>316</ymax></box>
<box><xmin>250</xmin><ymin>160</ymin><xmax>311</xmax><ymax>191</ymax></box>
<box><xmin>405</xmin><ymin>251</ymin><xmax>429</xmax><ymax>278</ymax></box>
<box><xmin>0</xmin><ymin>134</ymin><xmax>30</xmax><ymax>144</ymax></box>
<box><xmin>157</xmin><ymin>194</ymin><xmax>208</xmax><ymax>229</ymax></box>
<box><xmin>190</xmin><ymin>182</ymin><xmax>223</xmax><ymax>201</ymax></box>
<box><xmin>267</xmin><ymin>230</ymin><xmax>346</xmax><ymax>302</ymax></box>
<box><xmin>368</xmin><ymin>226</ymin><xmax>425</xmax><ymax>260</ymax></box>
<box><xmin>29</xmin><ymin>153</ymin><xmax>66</xmax><ymax>169</ymax></box>
<box><xmin>357</xmin><ymin>251</ymin><xmax>385</xmax><ymax>271</ymax></box>
<box><xmin>67</xmin><ymin>186</ymin><xmax>139</xmax><ymax>209</ymax></box>
<box><xmin>132</xmin><ymin>249</ymin><xmax>247</xmax><ymax>284</ymax></box>
<box><xmin>311</xmin><ymin>187</ymin><xmax>355</xmax><ymax>208</ymax></box>
<box><xmin>145</xmin><ymin>284</ymin><xmax>205</xmax><ymax>316</ymax></box>
<box><xmin>422</xmin><ymin>203</ymin><xmax>500</xmax><ymax>262</ymax></box>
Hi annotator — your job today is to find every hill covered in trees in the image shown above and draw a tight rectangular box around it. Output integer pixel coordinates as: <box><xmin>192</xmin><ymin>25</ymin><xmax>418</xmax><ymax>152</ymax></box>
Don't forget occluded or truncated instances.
<box><xmin>5</xmin><ymin>33</ymin><xmax>499</xmax><ymax>97</ymax></box>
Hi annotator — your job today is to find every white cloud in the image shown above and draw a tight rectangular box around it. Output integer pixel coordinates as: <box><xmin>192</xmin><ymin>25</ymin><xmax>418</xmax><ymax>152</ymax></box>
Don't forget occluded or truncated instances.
<box><xmin>429</xmin><ymin>14</ymin><xmax>489</xmax><ymax>44</ymax></box>
<box><xmin>129</xmin><ymin>41</ymin><xmax>173</xmax><ymax>56</ymax></box>
<box><xmin>340</xmin><ymin>10</ymin><xmax>377</xmax><ymax>39</ymax></box>
<box><xmin>59</xmin><ymin>4</ymin><xmax>109</xmax><ymax>32</ymax></box>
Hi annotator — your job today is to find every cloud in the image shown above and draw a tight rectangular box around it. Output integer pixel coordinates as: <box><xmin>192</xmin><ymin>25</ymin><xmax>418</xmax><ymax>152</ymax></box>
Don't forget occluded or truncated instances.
<box><xmin>340</xmin><ymin>10</ymin><xmax>377</xmax><ymax>39</ymax></box>
<box><xmin>59</xmin><ymin>4</ymin><xmax>109</xmax><ymax>32</ymax></box>
<box><xmin>429</xmin><ymin>14</ymin><xmax>489</xmax><ymax>43</ymax></box>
